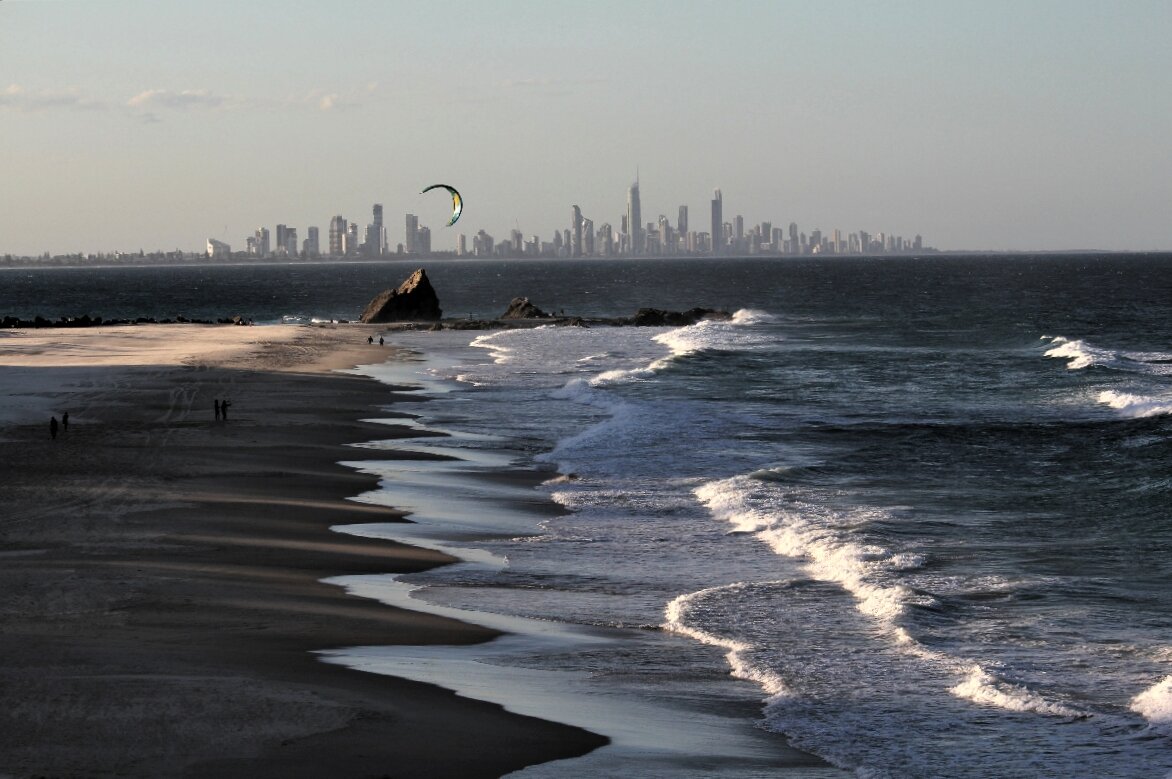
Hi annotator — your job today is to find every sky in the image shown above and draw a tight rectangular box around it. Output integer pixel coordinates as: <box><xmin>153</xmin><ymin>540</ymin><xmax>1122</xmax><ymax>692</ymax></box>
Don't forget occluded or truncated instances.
<box><xmin>1</xmin><ymin>0</ymin><xmax>1171</xmax><ymax>255</ymax></box>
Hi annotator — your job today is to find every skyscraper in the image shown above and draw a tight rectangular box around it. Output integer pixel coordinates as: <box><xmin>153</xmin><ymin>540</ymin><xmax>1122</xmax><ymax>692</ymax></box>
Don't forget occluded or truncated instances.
<box><xmin>345</xmin><ymin>223</ymin><xmax>359</xmax><ymax>256</ymax></box>
<box><xmin>582</xmin><ymin>218</ymin><xmax>594</xmax><ymax>256</ymax></box>
<box><xmin>275</xmin><ymin>225</ymin><xmax>288</xmax><ymax>256</ymax></box>
<box><xmin>367</xmin><ymin>203</ymin><xmax>385</xmax><ymax>257</ymax></box>
<box><xmin>627</xmin><ymin>180</ymin><xmax>642</xmax><ymax>256</ymax></box>
<box><xmin>255</xmin><ymin>226</ymin><xmax>271</xmax><ymax>258</ymax></box>
<box><xmin>328</xmin><ymin>216</ymin><xmax>346</xmax><ymax>257</ymax></box>
<box><xmin>710</xmin><ymin>189</ymin><xmax>723</xmax><ymax>255</ymax></box>
<box><xmin>305</xmin><ymin>226</ymin><xmax>320</xmax><ymax>258</ymax></box>
<box><xmin>405</xmin><ymin>214</ymin><xmax>419</xmax><ymax>254</ymax></box>
<box><xmin>571</xmin><ymin>205</ymin><xmax>583</xmax><ymax>257</ymax></box>
<box><xmin>678</xmin><ymin>205</ymin><xmax>688</xmax><ymax>236</ymax></box>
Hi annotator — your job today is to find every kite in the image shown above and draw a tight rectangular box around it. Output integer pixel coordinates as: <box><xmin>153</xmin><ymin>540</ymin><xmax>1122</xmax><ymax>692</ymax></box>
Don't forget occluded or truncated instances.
<box><xmin>421</xmin><ymin>184</ymin><xmax>463</xmax><ymax>226</ymax></box>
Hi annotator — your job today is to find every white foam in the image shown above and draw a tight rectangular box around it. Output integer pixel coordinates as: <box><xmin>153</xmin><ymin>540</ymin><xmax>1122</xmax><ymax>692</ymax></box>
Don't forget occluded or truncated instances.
<box><xmin>1098</xmin><ymin>389</ymin><xmax>1172</xmax><ymax>418</ymax></box>
<box><xmin>695</xmin><ymin>476</ymin><xmax>929</xmax><ymax>624</ymax></box>
<box><xmin>1131</xmin><ymin>675</ymin><xmax>1172</xmax><ymax>729</ymax></box>
<box><xmin>664</xmin><ymin>585</ymin><xmax>790</xmax><ymax>699</ymax></box>
<box><xmin>950</xmin><ymin>664</ymin><xmax>1083</xmax><ymax>718</ymax></box>
<box><xmin>1044</xmin><ymin>336</ymin><xmax>1100</xmax><ymax>370</ymax></box>
<box><xmin>1044</xmin><ymin>335</ymin><xmax>1172</xmax><ymax>376</ymax></box>
<box><xmin>694</xmin><ymin>474</ymin><xmax>1091</xmax><ymax>723</ymax></box>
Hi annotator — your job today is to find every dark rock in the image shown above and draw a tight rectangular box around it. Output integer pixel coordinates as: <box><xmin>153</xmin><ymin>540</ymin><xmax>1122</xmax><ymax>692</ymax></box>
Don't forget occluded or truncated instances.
<box><xmin>631</xmin><ymin>307</ymin><xmax>731</xmax><ymax>326</ymax></box>
<box><xmin>360</xmin><ymin>268</ymin><xmax>442</xmax><ymax>323</ymax></box>
<box><xmin>500</xmin><ymin>297</ymin><xmax>551</xmax><ymax>320</ymax></box>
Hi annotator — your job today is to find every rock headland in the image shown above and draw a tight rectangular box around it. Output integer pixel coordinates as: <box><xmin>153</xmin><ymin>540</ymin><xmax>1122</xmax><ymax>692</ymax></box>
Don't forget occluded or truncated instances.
<box><xmin>500</xmin><ymin>297</ymin><xmax>552</xmax><ymax>320</ymax></box>
<box><xmin>360</xmin><ymin>268</ymin><xmax>442</xmax><ymax>323</ymax></box>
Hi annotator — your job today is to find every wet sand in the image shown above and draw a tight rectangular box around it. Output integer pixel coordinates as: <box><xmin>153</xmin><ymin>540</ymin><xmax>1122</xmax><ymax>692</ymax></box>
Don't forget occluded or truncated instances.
<box><xmin>0</xmin><ymin>324</ymin><xmax>606</xmax><ymax>777</ymax></box>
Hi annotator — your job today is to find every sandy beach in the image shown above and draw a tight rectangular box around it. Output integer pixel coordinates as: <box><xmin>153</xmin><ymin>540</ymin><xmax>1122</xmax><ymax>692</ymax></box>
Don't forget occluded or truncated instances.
<box><xmin>0</xmin><ymin>323</ymin><xmax>606</xmax><ymax>778</ymax></box>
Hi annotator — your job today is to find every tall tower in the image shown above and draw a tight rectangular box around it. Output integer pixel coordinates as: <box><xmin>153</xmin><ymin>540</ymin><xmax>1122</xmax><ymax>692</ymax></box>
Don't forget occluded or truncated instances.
<box><xmin>405</xmin><ymin>214</ymin><xmax>419</xmax><ymax>254</ymax></box>
<box><xmin>678</xmin><ymin>205</ymin><xmax>688</xmax><ymax>236</ymax></box>
<box><xmin>328</xmin><ymin>216</ymin><xmax>345</xmax><ymax>257</ymax></box>
<box><xmin>255</xmin><ymin>226</ymin><xmax>271</xmax><ymax>258</ymax></box>
<box><xmin>571</xmin><ymin>205</ymin><xmax>583</xmax><ymax>258</ymax></box>
<box><xmin>371</xmin><ymin>203</ymin><xmax>385</xmax><ymax>256</ymax></box>
<box><xmin>627</xmin><ymin>178</ymin><xmax>642</xmax><ymax>256</ymax></box>
<box><xmin>710</xmin><ymin>189</ymin><xmax>723</xmax><ymax>255</ymax></box>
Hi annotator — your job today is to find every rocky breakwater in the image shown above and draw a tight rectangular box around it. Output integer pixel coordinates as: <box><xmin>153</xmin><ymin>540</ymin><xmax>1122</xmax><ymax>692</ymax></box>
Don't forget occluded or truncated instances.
<box><xmin>359</xmin><ymin>268</ymin><xmax>442</xmax><ymax>323</ymax></box>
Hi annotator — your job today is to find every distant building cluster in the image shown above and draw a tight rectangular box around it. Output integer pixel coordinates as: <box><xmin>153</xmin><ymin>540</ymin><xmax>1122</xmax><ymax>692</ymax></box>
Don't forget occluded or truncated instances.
<box><xmin>208</xmin><ymin>204</ymin><xmax>387</xmax><ymax>260</ymax></box>
<box><xmin>192</xmin><ymin>181</ymin><xmax>930</xmax><ymax>262</ymax></box>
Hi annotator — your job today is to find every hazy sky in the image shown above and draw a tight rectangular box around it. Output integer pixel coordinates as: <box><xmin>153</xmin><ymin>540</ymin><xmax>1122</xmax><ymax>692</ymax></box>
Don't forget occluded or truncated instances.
<box><xmin>2</xmin><ymin>0</ymin><xmax>1171</xmax><ymax>255</ymax></box>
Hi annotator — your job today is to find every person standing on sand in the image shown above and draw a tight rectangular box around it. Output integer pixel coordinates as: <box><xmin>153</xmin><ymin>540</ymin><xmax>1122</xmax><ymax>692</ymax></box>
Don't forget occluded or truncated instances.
<box><xmin>379</xmin><ymin>336</ymin><xmax>384</xmax><ymax>346</ymax></box>
<box><xmin>214</xmin><ymin>400</ymin><xmax>221</xmax><ymax>421</ymax></box>
<box><xmin>221</xmin><ymin>399</ymin><xmax>231</xmax><ymax>421</ymax></box>
<box><xmin>62</xmin><ymin>411</ymin><xmax>69</xmax><ymax>432</ymax></box>
<box><xmin>49</xmin><ymin>416</ymin><xmax>58</xmax><ymax>440</ymax></box>
<box><xmin>367</xmin><ymin>335</ymin><xmax>373</xmax><ymax>345</ymax></box>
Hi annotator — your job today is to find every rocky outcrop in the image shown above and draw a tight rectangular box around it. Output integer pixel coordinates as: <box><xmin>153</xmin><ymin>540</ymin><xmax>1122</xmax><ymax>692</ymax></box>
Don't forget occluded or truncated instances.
<box><xmin>500</xmin><ymin>297</ymin><xmax>552</xmax><ymax>320</ymax></box>
<box><xmin>359</xmin><ymin>269</ymin><xmax>442</xmax><ymax>323</ymax></box>
<box><xmin>630</xmin><ymin>307</ymin><xmax>730</xmax><ymax>326</ymax></box>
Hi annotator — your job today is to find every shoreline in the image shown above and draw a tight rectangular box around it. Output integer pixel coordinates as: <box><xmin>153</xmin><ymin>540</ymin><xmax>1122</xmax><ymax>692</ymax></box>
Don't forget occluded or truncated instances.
<box><xmin>0</xmin><ymin>323</ymin><xmax>606</xmax><ymax>777</ymax></box>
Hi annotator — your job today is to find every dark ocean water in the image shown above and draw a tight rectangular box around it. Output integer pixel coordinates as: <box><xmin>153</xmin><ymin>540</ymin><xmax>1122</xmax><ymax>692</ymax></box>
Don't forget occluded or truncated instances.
<box><xmin>8</xmin><ymin>255</ymin><xmax>1172</xmax><ymax>777</ymax></box>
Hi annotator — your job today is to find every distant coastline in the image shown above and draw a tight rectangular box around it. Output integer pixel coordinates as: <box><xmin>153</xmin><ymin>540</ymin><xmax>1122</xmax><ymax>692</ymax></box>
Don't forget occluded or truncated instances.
<box><xmin>11</xmin><ymin>248</ymin><xmax>1172</xmax><ymax>271</ymax></box>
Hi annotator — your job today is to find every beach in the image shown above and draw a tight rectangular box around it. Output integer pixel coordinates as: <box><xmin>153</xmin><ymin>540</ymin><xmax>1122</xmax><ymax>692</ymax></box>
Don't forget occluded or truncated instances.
<box><xmin>0</xmin><ymin>323</ymin><xmax>606</xmax><ymax>778</ymax></box>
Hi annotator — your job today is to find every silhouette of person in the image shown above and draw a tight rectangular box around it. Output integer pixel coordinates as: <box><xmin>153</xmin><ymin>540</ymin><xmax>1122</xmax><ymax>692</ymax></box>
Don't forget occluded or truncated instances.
<box><xmin>367</xmin><ymin>335</ymin><xmax>373</xmax><ymax>345</ymax></box>
<box><xmin>214</xmin><ymin>399</ymin><xmax>221</xmax><ymax>421</ymax></box>
<box><xmin>221</xmin><ymin>399</ymin><xmax>231</xmax><ymax>421</ymax></box>
<box><xmin>62</xmin><ymin>411</ymin><xmax>69</xmax><ymax>432</ymax></box>
<box><xmin>50</xmin><ymin>416</ymin><xmax>58</xmax><ymax>440</ymax></box>
<box><xmin>379</xmin><ymin>336</ymin><xmax>384</xmax><ymax>346</ymax></box>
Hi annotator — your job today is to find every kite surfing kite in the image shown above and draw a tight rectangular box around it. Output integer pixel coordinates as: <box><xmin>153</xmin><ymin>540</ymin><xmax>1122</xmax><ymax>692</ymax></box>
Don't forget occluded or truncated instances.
<box><xmin>421</xmin><ymin>184</ymin><xmax>463</xmax><ymax>226</ymax></box>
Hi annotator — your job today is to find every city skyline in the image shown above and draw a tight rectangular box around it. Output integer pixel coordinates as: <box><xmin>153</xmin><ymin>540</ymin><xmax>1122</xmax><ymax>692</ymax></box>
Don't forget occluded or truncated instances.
<box><xmin>192</xmin><ymin>178</ymin><xmax>930</xmax><ymax>262</ymax></box>
<box><xmin>2</xmin><ymin>2</ymin><xmax>1171</xmax><ymax>255</ymax></box>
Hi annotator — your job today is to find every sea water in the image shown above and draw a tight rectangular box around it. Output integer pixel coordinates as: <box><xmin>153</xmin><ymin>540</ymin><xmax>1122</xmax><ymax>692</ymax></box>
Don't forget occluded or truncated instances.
<box><xmin>332</xmin><ymin>256</ymin><xmax>1172</xmax><ymax>778</ymax></box>
<box><xmin>8</xmin><ymin>255</ymin><xmax>1172</xmax><ymax>776</ymax></box>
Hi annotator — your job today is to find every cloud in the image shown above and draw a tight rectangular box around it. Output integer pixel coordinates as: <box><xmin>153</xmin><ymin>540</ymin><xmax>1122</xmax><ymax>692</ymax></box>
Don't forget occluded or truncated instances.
<box><xmin>126</xmin><ymin>88</ymin><xmax>229</xmax><ymax>110</ymax></box>
<box><xmin>0</xmin><ymin>83</ymin><xmax>107</xmax><ymax>111</ymax></box>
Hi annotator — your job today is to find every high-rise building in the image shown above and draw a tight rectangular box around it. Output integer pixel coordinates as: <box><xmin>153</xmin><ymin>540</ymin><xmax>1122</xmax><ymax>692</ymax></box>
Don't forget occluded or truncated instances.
<box><xmin>710</xmin><ymin>189</ymin><xmax>723</xmax><ymax>255</ymax></box>
<box><xmin>788</xmin><ymin>222</ymin><xmax>799</xmax><ymax>254</ymax></box>
<box><xmin>255</xmin><ymin>227</ymin><xmax>271</xmax><ymax>258</ymax></box>
<box><xmin>571</xmin><ymin>205</ymin><xmax>583</xmax><ymax>257</ymax></box>
<box><xmin>416</xmin><ymin>226</ymin><xmax>431</xmax><ymax>255</ymax></box>
<box><xmin>275</xmin><ymin>225</ymin><xmax>289</xmax><ymax>256</ymax></box>
<box><xmin>284</xmin><ymin>227</ymin><xmax>298</xmax><ymax>257</ymax></box>
<box><xmin>328</xmin><ymin>216</ymin><xmax>346</xmax><ymax>257</ymax></box>
<box><xmin>678</xmin><ymin>205</ymin><xmax>688</xmax><ymax>236</ymax></box>
<box><xmin>405</xmin><ymin>214</ymin><xmax>419</xmax><ymax>254</ymax></box>
<box><xmin>206</xmin><ymin>238</ymin><xmax>231</xmax><ymax>259</ymax></box>
<box><xmin>582</xmin><ymin>218</ymin><xmax>594</xmax><ymax>256</ymax></box>
<box><xmin>627</xmin><ymin>180</ymin><xmax>642</xmax><ymax>256</ymax></box>
<box><xmin>305</xmin><ymin>226</ymin><xmax>320</xmax><ymax>258</ymax></box>
<box><xmin>597</xmin><ymin>222</ymin><xmax>614</xmax><ymax>257</ymax></box>
<box><xmin>366</xmin><ymin>204</ymin><xmax>386</xmax><ymax>257</ymax></box>
<box><xmin>345</xmin><ymin>223</ymin><xmax>359</xmax><ymax>255</ymax></box>
<box><xmin>457</xmin><ymin>233</ymin><xmax>467</xmax><ymax>256</ymax></box>
<box><xmin>734</xmin><ymin>215</ymin><xmax>744</xmax><ymax>249</ymax></box>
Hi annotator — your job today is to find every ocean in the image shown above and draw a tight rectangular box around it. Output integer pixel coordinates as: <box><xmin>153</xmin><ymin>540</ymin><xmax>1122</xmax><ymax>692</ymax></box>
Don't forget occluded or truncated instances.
<box><xmin>6</xmin><ymin>254</ymin><xmax>1172</xmax><ymax>777</ymax></box>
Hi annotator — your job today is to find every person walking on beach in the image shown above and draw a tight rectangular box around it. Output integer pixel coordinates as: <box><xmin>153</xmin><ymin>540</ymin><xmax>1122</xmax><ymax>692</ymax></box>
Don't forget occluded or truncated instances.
<box><xmin>221</xmin><ymin>399</ymin><xmax>231</xmax><ymax>421</ymax></box>
<box><xmin>62</xmin><ymin>411</ymin><xmax>69</xmax><ymax>432</ymax></box>
<box><xmin>214</xmin><ymin>399</ymin><xmax>221</xmax><ymax>421</ymax></box>
<box><xmin>49</xmin><ymin>416</ymin><xmax>58</xmax><ymax>440</ymax></box>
